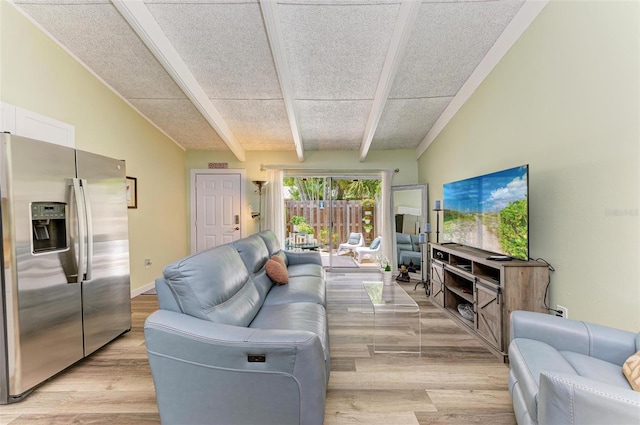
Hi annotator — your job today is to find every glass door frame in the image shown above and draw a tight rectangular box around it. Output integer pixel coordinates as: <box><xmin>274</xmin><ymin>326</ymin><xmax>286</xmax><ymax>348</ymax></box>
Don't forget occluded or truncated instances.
<box><xmin>283</xmin><ymin>171</ymin><xmax>382</xmax><ymax>272</ymax></box>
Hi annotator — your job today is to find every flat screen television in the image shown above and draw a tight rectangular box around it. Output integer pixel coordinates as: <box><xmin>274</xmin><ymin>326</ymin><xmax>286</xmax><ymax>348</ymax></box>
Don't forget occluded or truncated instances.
<box><xmin>443</xmin><ymin>165</ymin><xmax>529</xmax><ymax>260</ymax></box>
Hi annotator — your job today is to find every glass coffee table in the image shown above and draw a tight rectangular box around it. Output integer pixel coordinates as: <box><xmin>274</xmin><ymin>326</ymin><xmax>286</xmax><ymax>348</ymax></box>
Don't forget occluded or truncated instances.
<box><xmin>362</xmin><ymin>281</ymin><xmax>421</xmax><ymax>354</ymax></box>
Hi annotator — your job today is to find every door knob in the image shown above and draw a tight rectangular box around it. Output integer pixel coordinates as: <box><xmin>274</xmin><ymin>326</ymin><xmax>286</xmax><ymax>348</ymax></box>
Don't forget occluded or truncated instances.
<box><xmin>234</xmin><ymin>226</ymin><xmax>240</xmax><ymax>231</ymax></box>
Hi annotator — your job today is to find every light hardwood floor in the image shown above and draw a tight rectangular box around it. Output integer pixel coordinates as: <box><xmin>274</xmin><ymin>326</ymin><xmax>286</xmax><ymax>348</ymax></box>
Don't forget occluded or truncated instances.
<box><xmin>1</xmin><ymin>272</ymin><xmax>516</xmax><ymax>425</ymax></box>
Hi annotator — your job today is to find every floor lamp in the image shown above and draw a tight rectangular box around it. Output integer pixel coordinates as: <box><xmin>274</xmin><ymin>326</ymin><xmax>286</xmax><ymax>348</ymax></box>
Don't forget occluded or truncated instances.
<box><xmin>434</xmin><ymin>200</ymin><xmax>442</xmax><ymax>243</ymax></box>
<box><xmin>414</xmin><ymin>224</ymin><xmax>431</xmax><ymax>295</ymax></box>
<box><xmin>251</xmin><ymin>180</ymin><xmax>268</xmax><ymax>232</ymax></box>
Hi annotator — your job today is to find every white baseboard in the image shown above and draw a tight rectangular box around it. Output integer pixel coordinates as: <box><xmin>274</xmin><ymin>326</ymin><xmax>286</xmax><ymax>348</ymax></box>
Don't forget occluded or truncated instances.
<box><xmin>131</xmin><ymin>281</ymin><xmax>156</xmax><ymax>298</ymax></box>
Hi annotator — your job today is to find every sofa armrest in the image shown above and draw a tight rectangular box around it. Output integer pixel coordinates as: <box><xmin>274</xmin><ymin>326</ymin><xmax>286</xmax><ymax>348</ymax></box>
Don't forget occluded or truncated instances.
<box><xmin>145</xmin><ymin>310</ymin><xmax>327</xmax><ymax>425</ymax></box>
<box><xmin>510</xmin><ymin>311</ymin><xmax>637</xmax><ymax>365</ymax></box>
<box><xmin>154</xmin><ymin>277</ymin><xmax>181</xmax><ymax>312</ymax></box>
<box><xmin>285</xmin><ymin>250</ymin><xmax>322</xmax><ymax>266</ymax></box>
<box><xmin>538</xmin><ymin>370</ymin><xmax>640</xmax><ymax>425</ymax></box>
<box><xmin>145</xmin><ymin>310</ymin><xmax>326</xmax><ymax>376</ymax></box>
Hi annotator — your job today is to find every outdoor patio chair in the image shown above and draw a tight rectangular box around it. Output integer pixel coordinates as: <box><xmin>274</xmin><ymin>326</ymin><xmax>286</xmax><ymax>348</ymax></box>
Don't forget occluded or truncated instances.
<box><xmin>356</xmin><ymin>236</ymin><xmax>382</xmax><ymax>263</ymax></box>
<box><xmin>337</xmin><ymin>232</ymin><xmax>364</xmax><ymax>256</ymax></box>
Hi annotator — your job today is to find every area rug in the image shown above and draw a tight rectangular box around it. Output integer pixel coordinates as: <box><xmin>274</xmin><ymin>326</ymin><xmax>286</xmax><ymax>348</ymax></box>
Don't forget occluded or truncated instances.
<box><xmin>321</xmin><ymin>255</ymin><xmax>359</xmax><ymax>268</ymax></box>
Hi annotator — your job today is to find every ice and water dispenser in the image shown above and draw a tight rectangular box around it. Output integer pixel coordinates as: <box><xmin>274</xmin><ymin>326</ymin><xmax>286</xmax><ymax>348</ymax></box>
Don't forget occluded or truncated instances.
<box><xmin>31</xmin><ymin>202</ymin><xmax>67</xmax><ymax>254</ymax></box>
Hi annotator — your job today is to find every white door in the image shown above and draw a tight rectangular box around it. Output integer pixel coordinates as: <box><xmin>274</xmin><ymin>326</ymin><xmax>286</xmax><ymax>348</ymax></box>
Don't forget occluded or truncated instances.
<box><xmin>194</xmin><ymin>173</ymin><xmax>242</xmax><ymax>252</ymax></box>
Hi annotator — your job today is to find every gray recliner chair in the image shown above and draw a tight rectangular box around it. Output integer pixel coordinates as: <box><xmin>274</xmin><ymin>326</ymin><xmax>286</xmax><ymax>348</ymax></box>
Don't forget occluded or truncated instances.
<box><xmin>508</xmin><ymin>310</ymin><xmax>640</xmax><ymax>425</ymax></box>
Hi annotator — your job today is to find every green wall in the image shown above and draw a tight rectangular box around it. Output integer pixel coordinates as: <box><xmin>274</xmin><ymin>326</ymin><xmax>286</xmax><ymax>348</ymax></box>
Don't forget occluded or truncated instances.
<box><xmin>418</xmin><ymin>1</ymin><xmax>639</xmax><ymax>331</ymax></box>
<box><xmin>185</xmin><ymin>148</ymin><xmax>419</xmax><ymax>244</ymax></box>
<box><xmin>1</xmin><ymin>2</ymin><xmax>188</xmax><ymax>292</ymax></box>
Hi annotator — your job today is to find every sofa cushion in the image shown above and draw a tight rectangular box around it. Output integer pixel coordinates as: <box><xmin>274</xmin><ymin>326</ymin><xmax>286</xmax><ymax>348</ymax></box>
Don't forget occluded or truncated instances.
<box><xmin>266</xmin><ymin>258</ymin><xmax>289</xmax><ymax>285</ymax></box>
<box><xmin>561</xmin><ymin>351</ymin><xmax>632</xmax><ymax>388</ymax></box>
<box><xmin>622</xmin><ymin>350</ymin><xmax>640</xmax><ymax>391</ymax></box>
<box><xmin>287</xmin><ymin>263</ymin><xmax>323</xmax><ymax>278</ymax></box>
<box><xmin>250</xmin><ymin>302</ymin><xmax>328</xmax><ymax>356</ymax></box>
<box><xmin>285</xmin><ymin>251</ymin><xmax>322</xmax><ymax>267</ymax></box>
<box><xmin>251</xmin><ymin>269</ymin><xmax>275</xmax><ymax>300</ymax></box>
<box><xmin>263</xmin><ymin>275</ymin><xmax>325</xmax><ymax>306</ymax></box>
<box><xmin>257</xmin><ymin>230</ymin><xmax>282</xmax><ymax>256</ymax></box>
<box><xmin>509</xmin><ymin>338</ymin><xmax>578</xmax><ymax>422</ymax></box>
<box><xmin>233</xmin><ymin>234</ymin><xmax>270</xmax><ymax>274</ymax></box>
<box><xmin>163</xmin><ymin>245</ymin><xmax>262</xmax><ymax>327</ymax></box>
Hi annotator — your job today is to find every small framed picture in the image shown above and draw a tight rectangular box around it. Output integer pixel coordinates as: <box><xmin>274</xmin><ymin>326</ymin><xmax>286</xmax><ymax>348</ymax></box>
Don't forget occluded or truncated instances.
<box><xmin>126</xmin><ymin>176</ymin><xmax>137</xmax><ymax>209</ymax></box>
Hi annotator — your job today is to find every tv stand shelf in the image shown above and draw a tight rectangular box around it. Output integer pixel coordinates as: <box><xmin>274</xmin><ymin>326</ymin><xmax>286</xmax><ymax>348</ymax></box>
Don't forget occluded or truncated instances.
<box><xmin>429</xmin><ymin>243</ymin><xmax>549</xmax><ymax>361</ymax></box>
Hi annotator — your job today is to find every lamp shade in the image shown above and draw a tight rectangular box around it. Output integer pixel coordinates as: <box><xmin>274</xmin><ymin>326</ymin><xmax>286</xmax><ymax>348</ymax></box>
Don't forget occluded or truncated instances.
<box><xmin>252</xmin><ymin>180</ymin><xmax>268</xmax><ymax>194</ymax></box>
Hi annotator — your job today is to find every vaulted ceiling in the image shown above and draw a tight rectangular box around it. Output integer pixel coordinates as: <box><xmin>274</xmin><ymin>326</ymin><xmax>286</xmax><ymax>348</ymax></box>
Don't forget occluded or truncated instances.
<box><xmin>12</xmin><ymin>0</ymin><xmax>543</xmax><ymax>162</ymax></box>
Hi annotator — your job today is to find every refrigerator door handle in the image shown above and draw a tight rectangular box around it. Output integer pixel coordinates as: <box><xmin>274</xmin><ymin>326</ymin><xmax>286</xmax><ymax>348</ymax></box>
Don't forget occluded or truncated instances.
<box><xmin>80</xmin><ymin>179</ymin><xmax>93</xmax><ymax>281</ymax></box>
<box><xmin>72</xmin><ymin>178</ymin><xmax>87</xmax><ymax>282</ymax></box>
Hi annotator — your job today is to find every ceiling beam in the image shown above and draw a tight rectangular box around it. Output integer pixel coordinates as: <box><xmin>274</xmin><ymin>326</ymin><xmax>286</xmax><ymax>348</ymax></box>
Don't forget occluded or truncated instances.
<box><xmin>260</xmin><ymin>0</ymin><xmax>305</xmax><ymax>162</ymax></box>
<box><xmin>359</xmin><ymin>0</ymin><xmax>421</xmax><ymax>162</ymax></box>
<box><xmin>112</xmin><ymin>0</ymin><xmax>246</xmax><ymax>161</ymax></box>
<box><xmin>415</xmin><ymin>0</ymin><xmax>549</xmax><ymax>158</ymax></box>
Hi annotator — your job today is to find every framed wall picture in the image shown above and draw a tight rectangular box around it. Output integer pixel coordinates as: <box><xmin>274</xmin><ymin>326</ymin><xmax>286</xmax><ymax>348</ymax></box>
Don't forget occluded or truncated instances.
<box><xmin>126</xmin><ymin>176</ymin><xmax>137</xmax><ymax>209</ymax></box>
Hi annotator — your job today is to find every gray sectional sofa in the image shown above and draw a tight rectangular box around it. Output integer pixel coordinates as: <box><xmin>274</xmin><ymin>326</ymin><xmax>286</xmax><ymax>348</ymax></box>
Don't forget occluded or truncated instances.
<box><xmin>509</xmin><ymin>310</ymin><xmax>640</xmax><ymax>425</ymax></box>
<box><xmin>145</xmin><ymin>230</ymin><xmax>329</xmax><ymax>425</ymax></box>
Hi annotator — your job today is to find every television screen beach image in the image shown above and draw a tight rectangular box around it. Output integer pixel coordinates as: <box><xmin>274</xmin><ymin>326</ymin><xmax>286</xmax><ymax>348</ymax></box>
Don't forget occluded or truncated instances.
<box><xmin>443</xmin><ymin>165</ymin><xmax>529</xmax><ymax>260</ymax></box>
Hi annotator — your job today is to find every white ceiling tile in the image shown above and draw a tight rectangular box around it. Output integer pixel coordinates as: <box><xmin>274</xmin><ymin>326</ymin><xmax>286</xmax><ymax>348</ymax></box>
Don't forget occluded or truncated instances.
<box><xmin>212</xmin><ymin>99</ymin><xmax>294</xmax><ymax>150</ymax></box>
<box><xmin>146</xmin><ymin>2</ymin><xmax>282</xmax><ymax>99</ymax></box>
<box><xmin>14</xmin><ymin>0</ymin><xmax>531</xmax><ymax>155</ymax></box>
<box><xmin>371</xmin><ymin>97</ymin><xmax>452</xmax><ymax>149</ymax></box>
<box><xmin>278</xmin><ymin>0</ymin><xmax>401</xmax><ymax>4</ymax></box>
<box><xmin>280</xmin><ymin>2</ymin><xmax>401</xmax><ymax>100</ymax></box>
<box><xmin>297</xmin><ymin>100</ymin><xmax>371</xmax><ymax>150</ymax></box>
<box><xmin>18</xmin><ymin>3</ymin><xmax>186</xmax><ymax>99</ymax></box>
<box><xmin>390</xmin><ymin>0</ymin><xmax>524</xmax><ymax>98</ymax></box>
<box><xmin>129</xmin><ymin>99</ymin><xmax>227</xmax><ymax>149</ymax></box>
<box><xmin>15</xmin><ymin>0</ymin><xmax>110</xmax><ymax>4</ymax></box>
<box><xmin>145</xmin><ymin>0</ymin><xmax>258</xmax><ymax>3</ymax></box>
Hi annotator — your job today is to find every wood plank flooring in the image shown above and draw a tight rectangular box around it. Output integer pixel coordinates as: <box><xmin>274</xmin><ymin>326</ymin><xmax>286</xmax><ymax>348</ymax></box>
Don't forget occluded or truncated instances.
<box><xmin>1</xmin><ymin>272</ymin><xmax>516</xmax><ymax>425</ymax></box>
<box><xmin>324</xmin><ymin>273</ymin><xmax>515</xmax><ymax>425</ymax></box>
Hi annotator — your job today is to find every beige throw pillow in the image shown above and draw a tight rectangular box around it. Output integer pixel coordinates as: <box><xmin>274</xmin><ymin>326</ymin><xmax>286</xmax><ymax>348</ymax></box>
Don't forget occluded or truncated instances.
<box><xmin>622</xmin><ymin>350</ymin><xmax>640</xmax><ymax>391</ymax></box>
<box><xmin>266</xmin><ymin>258</ymin><xmax>288</xmax><ymax>285</ymax></box>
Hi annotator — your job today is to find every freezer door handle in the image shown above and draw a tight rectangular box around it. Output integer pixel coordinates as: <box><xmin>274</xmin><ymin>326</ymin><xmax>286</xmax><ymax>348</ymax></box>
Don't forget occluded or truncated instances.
<box><xmin>72</xmin><ymin>178</ymin><xmax>87</xmax><ymax>282</ymax></box>
<box><xmin>80</xmin><ymin>179</ymin><xmax>93</xmax><ymax>281</ymax></box>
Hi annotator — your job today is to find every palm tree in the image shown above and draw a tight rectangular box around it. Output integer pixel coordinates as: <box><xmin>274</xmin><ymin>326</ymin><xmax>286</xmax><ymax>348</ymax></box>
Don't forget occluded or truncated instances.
<box><xmin>284</xmin><ymin>177</ymin><xmax>381</xmax><ymax>201</ymax></box>
<box><xmin>344</xmin><ymin>179</ymin><xmax>381</xmax><ymax>201</ymax></box>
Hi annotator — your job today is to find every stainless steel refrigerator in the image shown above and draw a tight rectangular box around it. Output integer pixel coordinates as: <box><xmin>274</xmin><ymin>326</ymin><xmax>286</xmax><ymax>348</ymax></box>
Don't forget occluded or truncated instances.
<box><xmin>0</xmin><ymin>134</ymin><xmax>131</xmax><ymax>403</ymax></box>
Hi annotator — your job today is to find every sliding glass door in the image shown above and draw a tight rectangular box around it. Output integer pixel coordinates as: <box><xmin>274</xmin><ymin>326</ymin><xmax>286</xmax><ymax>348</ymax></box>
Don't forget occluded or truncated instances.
<box><xmin>283</xmin><ymin>173</ymin><xmax>381</xmax><ymax>271</ymax></box>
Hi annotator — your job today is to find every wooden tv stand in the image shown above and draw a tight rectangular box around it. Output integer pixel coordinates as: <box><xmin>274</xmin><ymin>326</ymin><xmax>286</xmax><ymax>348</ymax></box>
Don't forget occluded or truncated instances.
<box><xmin>429</xmin><ymin>243</ymin><xmax>550</xmax><ymax>361</ymax></box>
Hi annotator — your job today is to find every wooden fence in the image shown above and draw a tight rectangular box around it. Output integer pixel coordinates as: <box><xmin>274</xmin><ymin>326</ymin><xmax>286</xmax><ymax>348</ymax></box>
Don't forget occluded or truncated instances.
<box><xmin>285</xmin><ymin>200</ymin><xmax>376</xmax><ymax>246</ymax></box>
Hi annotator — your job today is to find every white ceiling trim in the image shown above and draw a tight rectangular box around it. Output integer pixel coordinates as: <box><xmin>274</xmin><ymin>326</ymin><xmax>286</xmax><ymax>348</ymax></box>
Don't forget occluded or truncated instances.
<box><xmin>260</xmin><ymin>0</ymin><xmax>304</xmax><ymax>162</ymax></box>
<box><xmin>415</xmin><ymin>0</ymin><xmax>549</xmax><ymax>158</ymax></box>
<box><xmin>112</xmin><ymin>0</ymin><xmax>246</xmax><ymax>161</ymax></box>
<box><xmin>359</xmin><ymin>0</ymin><xmax>421</xmax><ymax>162</ymax></box>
